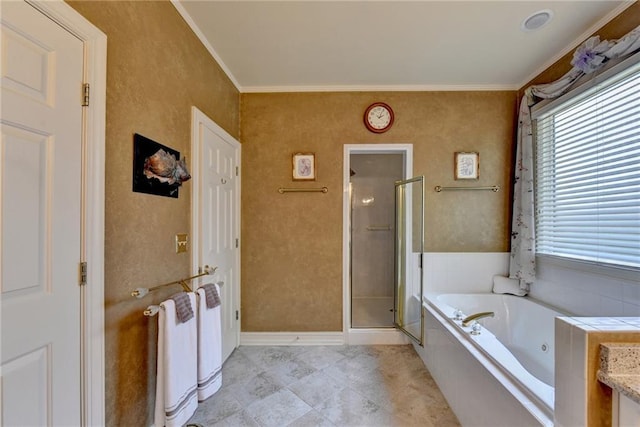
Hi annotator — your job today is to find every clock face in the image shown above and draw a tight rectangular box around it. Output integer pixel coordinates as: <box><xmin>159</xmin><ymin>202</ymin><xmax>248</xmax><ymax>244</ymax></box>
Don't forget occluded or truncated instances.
<box><xmin>364</xmin><ymin>103</ymin><xmax>394</xmax><ymax>133</ymax></box>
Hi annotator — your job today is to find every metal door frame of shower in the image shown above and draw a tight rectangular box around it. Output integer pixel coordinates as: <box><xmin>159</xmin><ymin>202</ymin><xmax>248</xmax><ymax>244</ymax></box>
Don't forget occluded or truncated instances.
<box><xmin>394</xmin><ymin>176</ymin><xmax>425</xmax><ymax>346</ymax></box>
<box><xmin>342</xmin><ymin>144</ymin><xmax>413</xmax><ymax>345</ymax></box>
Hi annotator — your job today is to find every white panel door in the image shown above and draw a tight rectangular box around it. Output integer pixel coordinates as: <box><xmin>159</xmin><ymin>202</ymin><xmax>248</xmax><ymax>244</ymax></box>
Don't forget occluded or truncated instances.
<box><xmin>192</xmin><ymin>108</ymin><xmax>240</xmax><ymax>363</ymax></box>
<box><xmin>1</xmin><ymin>1</ymin><xmax>84</xmax><ymax>425</ymax></box>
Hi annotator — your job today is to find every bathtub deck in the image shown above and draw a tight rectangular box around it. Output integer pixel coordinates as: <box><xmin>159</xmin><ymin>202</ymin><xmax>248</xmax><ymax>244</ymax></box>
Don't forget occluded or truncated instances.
<box><xmin>188</xmin><ymin>344</ymin><xmax>460</xmax><ymax>426</ymax></box>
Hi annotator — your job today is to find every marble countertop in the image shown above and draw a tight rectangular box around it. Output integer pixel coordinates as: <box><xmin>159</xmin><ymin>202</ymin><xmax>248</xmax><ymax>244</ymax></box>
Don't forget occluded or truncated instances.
<box><xmin>597</xmin><ymin>343</ymin><xmax>640</xmax><ymax>405</ymax></box>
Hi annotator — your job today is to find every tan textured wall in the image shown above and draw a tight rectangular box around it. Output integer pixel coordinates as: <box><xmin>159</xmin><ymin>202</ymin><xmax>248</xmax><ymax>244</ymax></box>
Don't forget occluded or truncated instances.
<box><xmin>241</xmin><ymin>91</ymin><xmax>517</xmax><ymax>332</ymax></box>
<box><xmin>66</xmin><ymin>1</ymin><xmax>239</xmax><ymax>426</ymax></box>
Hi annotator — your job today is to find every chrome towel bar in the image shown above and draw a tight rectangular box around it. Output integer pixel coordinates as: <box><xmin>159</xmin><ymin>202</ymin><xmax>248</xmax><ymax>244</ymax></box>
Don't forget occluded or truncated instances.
<box><xmin>131</xmin><ymin>265</ymin><xmax>217</xmax><ymax>298</ymax></box>
<box><xmin>142</xmin><ymin>281</ymin><xmax>224</xmax><ymax>316</ymax></box>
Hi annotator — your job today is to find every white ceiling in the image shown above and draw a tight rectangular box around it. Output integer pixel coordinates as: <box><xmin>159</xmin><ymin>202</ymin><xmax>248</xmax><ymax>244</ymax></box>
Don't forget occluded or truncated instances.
<box><xmin>173</xmin><ymin>1</ymin><xmax>633</xmax><ymax>92</ymax></box>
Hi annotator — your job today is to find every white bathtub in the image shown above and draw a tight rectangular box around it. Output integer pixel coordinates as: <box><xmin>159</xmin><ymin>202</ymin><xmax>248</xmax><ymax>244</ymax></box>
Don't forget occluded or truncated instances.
<box><xmin>415</xmin><ymin>292</ymin><xmax>566</xmax><ymax>427</ymax></box>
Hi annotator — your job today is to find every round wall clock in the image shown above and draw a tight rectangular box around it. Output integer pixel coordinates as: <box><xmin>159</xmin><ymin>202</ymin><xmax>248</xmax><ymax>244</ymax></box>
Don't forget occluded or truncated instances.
<box><xmin>364</xmin><ymin>102</ymin><xmax>394</xmax><ymax>133</ymax></box>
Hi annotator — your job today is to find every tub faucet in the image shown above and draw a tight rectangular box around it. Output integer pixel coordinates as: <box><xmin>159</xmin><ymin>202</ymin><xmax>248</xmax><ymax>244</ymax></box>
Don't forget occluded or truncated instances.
<box><xmin>461</xmin><ymin>311</ymin><xmax>495</xmax><ymax>327</ymax></box>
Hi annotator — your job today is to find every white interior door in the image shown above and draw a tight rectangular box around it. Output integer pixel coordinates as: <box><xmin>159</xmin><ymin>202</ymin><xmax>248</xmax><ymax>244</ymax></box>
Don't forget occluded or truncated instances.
<box><xmin>1</xmin><ymin>1</ymin><xmax>84</xmax><ymax>425</ymax></box>
<box><xmin>192</xmin><ymin>107</ymin><xmax>240</xmax><ymax>363</ymax></box>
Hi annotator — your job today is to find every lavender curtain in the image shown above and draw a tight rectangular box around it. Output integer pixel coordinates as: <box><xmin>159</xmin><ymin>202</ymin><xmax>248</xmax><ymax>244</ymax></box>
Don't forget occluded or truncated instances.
<box><xmin>510</xmin><ymin>25</ymin><xmax>640</xmax><ymax>291</ymax></box>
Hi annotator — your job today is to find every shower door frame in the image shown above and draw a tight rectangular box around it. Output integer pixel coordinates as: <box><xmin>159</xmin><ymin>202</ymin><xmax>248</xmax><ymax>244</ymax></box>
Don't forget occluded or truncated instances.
<box><xmin>394</xmin><ymin>176</ymin><xmax>425</xmax><ymax>345</ymax></box>
<box><xmin>342</xmin><ymin>144</ymin><xmax>414</xmax><ymax>345</ymax></box>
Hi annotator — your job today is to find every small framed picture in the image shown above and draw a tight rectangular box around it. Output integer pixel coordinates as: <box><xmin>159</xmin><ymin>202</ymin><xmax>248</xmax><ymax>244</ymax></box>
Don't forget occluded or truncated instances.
<box><xmin>455</xmin><ymin>152</ymin><xmax>479</xmax><ymax>180</ymax></box>
<box><xmin>292</xmin><ymin>153</ymin><xmax>316</xmax><ymax>181</ymax></box>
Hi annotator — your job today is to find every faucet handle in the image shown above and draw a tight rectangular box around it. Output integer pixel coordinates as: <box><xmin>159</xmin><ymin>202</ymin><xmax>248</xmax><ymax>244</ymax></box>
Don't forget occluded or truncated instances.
<box><xmin>452</xmin><ymin>309</ymin><xmax>464</xmax><ymax>321</ymax></box>
<box><xmin>470</xmin><ymin>322</ymin><xmax>482</xmax><ymax>335</ymax></box>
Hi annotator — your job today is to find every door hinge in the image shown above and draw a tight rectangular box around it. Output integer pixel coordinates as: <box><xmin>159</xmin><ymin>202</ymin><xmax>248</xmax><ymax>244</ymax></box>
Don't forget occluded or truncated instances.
<box><xmin>79</xmin><ymin>262</ymin><xmax>88</xmax><ymax>286</ymax></box>
<box><xmin>82</xmin><ymin>83</ymin><xmax>90</xmax><ymax>107</ymax></box>
<box><xmin>235</xmin><ymin>310</ymin><xmax>239</xmax><ymax>320</ymax></box>
<box><xmin>235</xmin><ymin>166</ymin><xmax>239</xmax><ymax>176</ymax></box>
<box><xmin>235</xmin><ymin>238</ymin><xmax>239</xmax><ymax>248</ymax></box>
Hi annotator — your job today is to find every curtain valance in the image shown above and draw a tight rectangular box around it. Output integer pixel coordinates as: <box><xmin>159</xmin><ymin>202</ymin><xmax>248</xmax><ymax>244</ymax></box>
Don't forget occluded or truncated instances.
<box><xmin>509</xmin><ymin>25</ymin><xmax>640</xmax><ymax>290</ymax></box>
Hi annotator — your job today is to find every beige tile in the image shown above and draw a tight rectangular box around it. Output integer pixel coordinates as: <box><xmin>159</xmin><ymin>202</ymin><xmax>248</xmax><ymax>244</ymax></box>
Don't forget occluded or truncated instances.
<box><xmin>267</xmin><ymin>358</ymin><xmax>317</xmax><ymax>386</ymax></box>
<box><xmin>286</xmin><ymin>409</ymin><xmax>336</xmax><ymax>427</ymax></box>
<box><xmin>221</xmin><ymin>351</ymin><xmax>264</xmax><ymax>388</ymax></box>
<box><xmin>295</xmin><ymin>346</ymin><xmax>346</xmax><ymax>370</ymax></box>
<box><xmin>288</xmin><ymin>371</ymin><xmax>345</xmax><ymax>408</ymax></box>
<box><xmin>241</xmin><ymin>346</ymin><xmax>300</xmax><ymax>369</ymax></box>
<box><xmin>333</xmin><ymin>344</ymin><xmax>381</xmax><ymax>359</ymax></box>
<box><xmin>213</xmin><ymin>410</ymin><xmax>260</xmax><ymax>427</ymax></box>
<box><xmin>313</xmin><ymin>387</ymin><xmax>390</xmax><ymax>426</ymax></box>
<box><xmin>226</xmin><ymin>371</ymin><xmax>284</xmax><ymax>406</ymax></box>
<box><xmin>189</xmin><ymin>387</ymin><xmax>243</xmax><ymax>425</ymax></box>
<box><xmin>245</xmin><ymin>389</ymin><xmax>313</xmax><ymax>427</ymax></box>
<box><xmin>190</xmin><ymin>344</ymin><xmax>459</xmax><ymax>427</ymax></box>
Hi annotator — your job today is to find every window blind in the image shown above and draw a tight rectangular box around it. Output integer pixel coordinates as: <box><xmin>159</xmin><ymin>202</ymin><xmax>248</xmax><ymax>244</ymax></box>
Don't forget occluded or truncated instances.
<box><xmin>534</xmin><ymin>62</ymin><xmax>640</xmax><ymax>269</ymax></box>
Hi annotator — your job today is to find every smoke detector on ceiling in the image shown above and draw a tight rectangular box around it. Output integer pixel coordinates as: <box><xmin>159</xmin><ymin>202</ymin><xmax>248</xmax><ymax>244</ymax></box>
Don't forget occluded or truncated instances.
<box><xmin>521</xmin><ymin>9</ymin><xmax>554</xmax><ymax>32</ymax></box>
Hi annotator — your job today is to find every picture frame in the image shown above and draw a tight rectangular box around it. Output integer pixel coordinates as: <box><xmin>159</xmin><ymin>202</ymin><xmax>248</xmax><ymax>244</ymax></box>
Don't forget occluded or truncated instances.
<box><xmin>454</xmin><ymin>152</ymin><xmax>479</xmax><ymax>180</ymax></box>
<box><xmin>292</xmin><ymin>152</ymin><xmax>316</xmax><ymax>181</ymax></box>
<box><xmin>133</xmin><ymin>133</ymin><xmax>190</xmax><ymax>198</ymax></box>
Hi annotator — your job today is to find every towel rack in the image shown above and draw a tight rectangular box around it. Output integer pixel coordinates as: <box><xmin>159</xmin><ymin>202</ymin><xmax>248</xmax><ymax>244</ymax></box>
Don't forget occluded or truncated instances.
<box><xmin>143</xmin><ymin>280</ymin><xmax>224</xmax><ymax>316</ymax></box>
<box><xmin>143</xmin><ymin>305</ymin><xmax>162</xmax><ymax>316</ymax></box>
<box><xmin>131</xmin><ymin>265</ymin><xmax>217</xmax><ymax>298</ymax></box>
<box><xmin>278</xmin><ymin>187</ymin><xmax>328</xmax><ymax>194</ymax></box>
<box><xmin>434</xmin><ymin>185</ymin><xmax>500</xmax><ymax>193</ymax></box>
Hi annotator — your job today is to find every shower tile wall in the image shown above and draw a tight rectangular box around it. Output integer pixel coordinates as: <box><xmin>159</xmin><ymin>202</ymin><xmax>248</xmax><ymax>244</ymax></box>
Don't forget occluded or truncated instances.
<box><xmin>350</xmin><ymin>154</ymin><xmax>404</xmax><ymax>328</ymax></box>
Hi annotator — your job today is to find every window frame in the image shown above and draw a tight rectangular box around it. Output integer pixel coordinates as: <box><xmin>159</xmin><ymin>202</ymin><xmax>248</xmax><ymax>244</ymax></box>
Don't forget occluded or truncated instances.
<box><xmin>530</xmin><ymin>52</ymin><xmax>640</xmax><ymax>278</ymax></box>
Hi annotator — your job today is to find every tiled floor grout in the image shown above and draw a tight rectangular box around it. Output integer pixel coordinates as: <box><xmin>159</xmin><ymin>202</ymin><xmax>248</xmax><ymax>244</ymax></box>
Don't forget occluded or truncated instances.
<box><xmin>188</xmin><ymin>344</ymin><xmax>460</xmax><ymax>427</ymax></box>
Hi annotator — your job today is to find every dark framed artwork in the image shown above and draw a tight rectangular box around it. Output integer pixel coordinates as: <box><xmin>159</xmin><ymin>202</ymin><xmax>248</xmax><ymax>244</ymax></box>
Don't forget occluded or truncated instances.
<box><xmin>132</xmin><ymin>133</ymin><xmax>190</xmax><ymax>198</ymax></box>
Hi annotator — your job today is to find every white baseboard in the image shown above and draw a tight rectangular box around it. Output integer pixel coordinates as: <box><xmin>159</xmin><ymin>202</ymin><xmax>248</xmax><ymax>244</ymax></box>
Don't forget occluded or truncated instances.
<box><xmin>239</xmin><ymin>329</ymin><xmax>412</xmax><ymax>346</ymax></box>
<box><xmin>240</xmin><ymin>332</ymin><xmax>345</xmax><ymax>346</ymax></box>
<box><xmin>347</xmin><ymin>328</ymin><xmax>411</xmax><ymax>345</ymax></box>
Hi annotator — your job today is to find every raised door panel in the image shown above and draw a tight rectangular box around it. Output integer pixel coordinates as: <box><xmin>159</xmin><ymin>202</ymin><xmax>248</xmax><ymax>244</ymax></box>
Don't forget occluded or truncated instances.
<box><xmin>199</xmin><ymin>117</ymin><xmax>239</xmax><ymax>363</ymax></box>
<box><xmin>1</xmin><ymin>1</ymin><xmax>84</xmax><ymax>424</ymax></box>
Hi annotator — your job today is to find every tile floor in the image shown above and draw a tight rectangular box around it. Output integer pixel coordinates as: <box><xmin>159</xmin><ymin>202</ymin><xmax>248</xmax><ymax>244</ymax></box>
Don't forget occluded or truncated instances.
<box><xmin>187</xmin><ymin>345</ymin><xmax>460</xmax><ymax>427</ymax></box>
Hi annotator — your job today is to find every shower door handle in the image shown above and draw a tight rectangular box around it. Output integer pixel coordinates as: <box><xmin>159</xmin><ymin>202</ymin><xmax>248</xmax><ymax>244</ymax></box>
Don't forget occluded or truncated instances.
<box><xmin>366</xmin><ymin>225</ymin><xmax>391</xmax><ymax>231</ymax></box>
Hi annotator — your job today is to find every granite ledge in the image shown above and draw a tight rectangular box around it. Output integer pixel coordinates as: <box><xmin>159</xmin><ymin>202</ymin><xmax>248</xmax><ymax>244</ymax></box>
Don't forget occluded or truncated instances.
<box><xmin>598</xmin><ymin>343</ymin><xmax>640</xmax><ymax>405</ymax></box>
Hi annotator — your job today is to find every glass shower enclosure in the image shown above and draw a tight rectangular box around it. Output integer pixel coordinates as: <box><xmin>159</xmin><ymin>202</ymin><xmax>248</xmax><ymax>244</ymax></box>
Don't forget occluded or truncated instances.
<box><xmin>350</xmin><ymin>154</ymin><xmax>403</xmax><ymax>328</ymax></box>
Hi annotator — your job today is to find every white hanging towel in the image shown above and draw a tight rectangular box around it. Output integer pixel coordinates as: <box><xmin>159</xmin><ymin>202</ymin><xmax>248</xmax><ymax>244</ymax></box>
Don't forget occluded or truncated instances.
<box><xmin>196</xmin><ymin>284</ymin><xmax>223</xmax><ymax>401</ymax></box>
<box><xmin>492</xmin><ymin>275</ymin><xmax>528</xmax><ymax>297</ymax></box>
<box><xmin>154</xmin><ymin>293</ymin><xmax>198</xmax><ymax>427</ymax></box>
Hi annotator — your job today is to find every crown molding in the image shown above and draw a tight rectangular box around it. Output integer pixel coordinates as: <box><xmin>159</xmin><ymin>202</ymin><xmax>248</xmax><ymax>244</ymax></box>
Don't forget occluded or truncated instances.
<box><xmin>241</xmin><ymin>84</ymin><xmax>518</xmax><ymax>93</ymax></box>
<box><xmin>173</xmin><ymin>0</ymin><xmax>633</xmax><ymax>95</ymax></box>
<box><xmin>171</xmin><ymin>0</ymin><xmax>241</xmax><ymax>91</ymax></box>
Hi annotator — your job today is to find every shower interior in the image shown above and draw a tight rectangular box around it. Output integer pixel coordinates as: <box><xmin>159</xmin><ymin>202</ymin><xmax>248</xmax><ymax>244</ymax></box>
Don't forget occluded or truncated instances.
<box><xmin>350</xmin><ymin>153</ymin><xmax>404</xmax><ymax>328</ymax></box>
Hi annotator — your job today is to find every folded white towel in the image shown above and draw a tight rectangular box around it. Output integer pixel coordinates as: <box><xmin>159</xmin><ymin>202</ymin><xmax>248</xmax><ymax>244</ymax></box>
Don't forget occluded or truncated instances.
<box><xmin>196</xmin><ymin>285</ymin><xmax>223</xmax><ymax>401</ymax></box>
<box><xmin>154</xmin><ymin>293</ymin><xmax>198</xmax><ymax>427</ymax></box>
<box><xmin>492</xmin><ymin>275</ymin><xmax>528</xmax><ymax>296</ymax></box>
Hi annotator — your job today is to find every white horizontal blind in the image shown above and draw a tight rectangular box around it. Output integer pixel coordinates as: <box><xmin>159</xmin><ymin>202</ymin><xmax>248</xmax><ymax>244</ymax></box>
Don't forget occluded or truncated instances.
<box><xmin>534</xmin><ymin>63</ymin><xmax>640</xmax><ymax>269</ymax></box>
